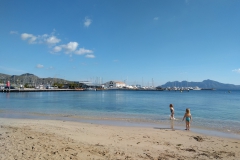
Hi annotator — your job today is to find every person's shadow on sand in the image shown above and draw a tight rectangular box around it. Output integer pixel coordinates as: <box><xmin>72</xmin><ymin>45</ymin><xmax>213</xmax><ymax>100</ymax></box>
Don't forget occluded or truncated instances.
<box><xmin>154</xmin><ymin>119</ymin><xmax>175</xmax><ymax>131</ymax></box>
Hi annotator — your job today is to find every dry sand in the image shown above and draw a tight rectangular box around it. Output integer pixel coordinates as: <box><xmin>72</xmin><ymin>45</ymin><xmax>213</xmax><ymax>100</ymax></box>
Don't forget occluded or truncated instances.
<box><xmin>0</xmin><ymin>118</ymin><xmax>239</xmax><ymax>160</ymax></box>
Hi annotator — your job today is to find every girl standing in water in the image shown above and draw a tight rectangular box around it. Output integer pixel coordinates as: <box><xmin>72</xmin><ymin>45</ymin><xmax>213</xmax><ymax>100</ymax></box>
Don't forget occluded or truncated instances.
<box><xmin>182</xmin><ymin>108</ymin><xmax>192</xmax><ymax>130</ymax></box>
<box><xmin>169</xmin><ymin>104</ymin><xmax>175</xmax><ymax>120</ymax></box>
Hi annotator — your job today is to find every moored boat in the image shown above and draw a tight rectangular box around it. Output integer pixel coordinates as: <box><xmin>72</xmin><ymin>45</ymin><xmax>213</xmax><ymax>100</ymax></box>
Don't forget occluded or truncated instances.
<box><xmin>192</xmin><ymin>86</ymin><xmax>201</xmax><ymax>90</ymax></box>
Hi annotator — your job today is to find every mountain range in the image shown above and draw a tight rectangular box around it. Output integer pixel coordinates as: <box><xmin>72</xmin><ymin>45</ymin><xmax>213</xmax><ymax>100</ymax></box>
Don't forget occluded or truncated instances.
<box><xmin>161</xmin><ymin>79</ymin><xmax>240</xmax><ymax>90</ymax></box>
<box><xmin>1</xmin><ymin>73</ymin><xmax>240</xmax><ymax>90</ymax></box>
<box><xmin>0</xmin><ymin>73</ymin><xmax>72</xmax><ymax>86</ymax></box>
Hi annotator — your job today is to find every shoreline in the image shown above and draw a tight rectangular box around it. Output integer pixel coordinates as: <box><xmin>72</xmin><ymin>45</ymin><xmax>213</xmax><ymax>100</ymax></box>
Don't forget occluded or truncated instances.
<box><xmin>1</xmin><ymin>113</ymin><xmax>240</xmax><ymax>140</ymax></box>
<box><xmin>0</xmin><ymin>117</ymin><xmax>240</xmax><ymax>159</ymax></box>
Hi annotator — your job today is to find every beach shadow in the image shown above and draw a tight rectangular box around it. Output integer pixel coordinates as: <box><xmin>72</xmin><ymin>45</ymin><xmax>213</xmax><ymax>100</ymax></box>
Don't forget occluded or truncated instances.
<box><xmin>153</xmin><ymin>127</ymin><xmax>175</xmax><ymax>131</ymax></box>
<box><xmin>154</xmin><ymin>127</ymin><xmax>173</xmax><ymax>130</ymax></box>
<box><xmin>154</xmin><ymin>120</ymin><xmax>176</xmax><ymax>131</ymax></box>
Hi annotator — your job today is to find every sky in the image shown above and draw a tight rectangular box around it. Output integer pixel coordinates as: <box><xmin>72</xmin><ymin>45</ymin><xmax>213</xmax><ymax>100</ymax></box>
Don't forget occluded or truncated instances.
<box><xmin>0</xmin><ymin>0</ymin><xmax>240</xmax><ymax>86</ymax></box>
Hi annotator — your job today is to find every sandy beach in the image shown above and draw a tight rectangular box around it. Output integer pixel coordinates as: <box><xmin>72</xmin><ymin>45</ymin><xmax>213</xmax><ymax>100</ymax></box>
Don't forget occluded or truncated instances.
<box><xmin>0</xmin><ymin>118</ymin><xmax>239</xmax><ymax>160</ymax></box>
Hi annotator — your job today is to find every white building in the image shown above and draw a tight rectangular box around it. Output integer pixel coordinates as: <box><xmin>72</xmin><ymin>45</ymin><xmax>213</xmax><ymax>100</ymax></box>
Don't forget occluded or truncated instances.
<box><xmin>103</xmin><ymin>81</ymin><xmax>126</xmax><ymax>89</ymax></box>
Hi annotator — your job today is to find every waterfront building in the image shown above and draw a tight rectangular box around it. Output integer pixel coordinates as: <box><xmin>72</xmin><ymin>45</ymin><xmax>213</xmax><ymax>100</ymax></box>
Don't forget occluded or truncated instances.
<box><xmin>103</xmin><ymin>81</ymin><xmax>126</xmax><ymax>89</ymax></box>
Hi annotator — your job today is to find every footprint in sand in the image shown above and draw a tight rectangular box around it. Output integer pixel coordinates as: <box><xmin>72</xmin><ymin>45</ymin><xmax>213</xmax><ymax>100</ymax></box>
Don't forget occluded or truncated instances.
<box><xmin>193</xmin><ymin>136</ymin><xmax>203</xmax><ymax>142</ymax></box>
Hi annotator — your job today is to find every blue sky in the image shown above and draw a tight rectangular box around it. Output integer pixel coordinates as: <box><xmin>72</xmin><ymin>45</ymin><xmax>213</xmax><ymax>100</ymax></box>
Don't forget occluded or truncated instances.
<box><xmin>1</xmin><ymin>0</ymin><xmax>240</xmax><ymax>85</ymax></box>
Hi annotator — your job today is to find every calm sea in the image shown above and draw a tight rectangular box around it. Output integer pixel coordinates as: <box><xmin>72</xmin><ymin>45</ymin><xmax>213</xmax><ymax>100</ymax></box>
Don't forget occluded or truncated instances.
<box><xmin>1</xmin><ymin>90</ymin><xmax>240</xmax><ymax>136</ymax></box>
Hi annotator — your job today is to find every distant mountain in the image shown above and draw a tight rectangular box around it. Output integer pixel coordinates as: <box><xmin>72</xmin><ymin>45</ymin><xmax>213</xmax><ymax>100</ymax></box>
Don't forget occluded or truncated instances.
<box><xmin>1</xmin><ymin>73</ymin><xmax>240</xmax><ymax>90</ymax></box>
<box><xmin>0</xmin><ymin>73</ymin><xmax>11</xmax><ymax>79</ymax></box>
<box><xmin>162</xmin><ymin>79</ymin><xmax>240</xmax><ymax>90</ymax></box>
<box><xmin>0</xmin><ymin>73</ymin><xmax>72</xmax><ymax>86</ymax></box>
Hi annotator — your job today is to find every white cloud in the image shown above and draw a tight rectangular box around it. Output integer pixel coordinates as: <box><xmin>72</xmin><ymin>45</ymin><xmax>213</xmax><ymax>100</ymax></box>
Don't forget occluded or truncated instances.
<box><xmin>36</xmin><ymin>64</ymin><xmax>44</xmax><ymax>68</ymax></box>
<box><xmin>232</xmin><ymin>68</ymin><xmax>240</xmax><ymax>73</ymax></box>
<box><xmin>61</xmin><ymin>42</ymin><xmax>79</xmax><ymax>53</ymax></box>
<box><xmin>53</xmin><ymin>46</ymin><xmax>62</xmax><ymax>52</ymax></box>
<box><xmin>85</xmin><ymin>54</ymin><xmax>95</xmax><ymax>58</ymax></box>
<box><xmin>10</xmin><ymin>31</ymin><xmax>18</xmax><ymax>34</ymax></box>
<box><xmin>52</xmin><ymin>43</ymin><xmax>95</xmax><ymax>58</ymax></box>
<box><xmin>42</xmin><ymin>34</ymin><xmax>49</xmax><ymax>38</ymax></box>
<box><xmin>21</xmin><ymin>32</ymin><xmax>61</xmax><ymax>45</ymax></box>
<box><xmin>154</xmin><ymin>17</ymin><xmax>159</xmax><ymax>21</ymax></box>
<box><xmin>84</xmin><ymin>17</ymin><xmax>92</xmax><ymax>27</ymax></box>
<box><xmin>46</xmin><ymin>36</ymin><xmax>61</xmax><ymax>45</ymax></box>
<box><xmin>75</xmin><ymin>48</ymin><xmax>93</xmax><ymax>55</ymax></box>
<box><xmin>21</xmin><ymin>33</ymin><xmax>37</xmax><ymax>44</ymax></box>
<box><xmin>16</xmin><ymin>31</ymin><xmax>95</xmax><ymax>59</ymax></box>
<box><xmin>53</xmin><ymin>42</ymin><xmax>79</xmax><ymax>54</ymax></box>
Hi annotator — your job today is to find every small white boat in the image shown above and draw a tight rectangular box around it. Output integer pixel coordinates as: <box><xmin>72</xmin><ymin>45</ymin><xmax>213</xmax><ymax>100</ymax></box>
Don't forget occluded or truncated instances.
<box><xmin>192</xmin><ymin>86</ymin><xmax>201</xmax><ymax>90</ymax></box>
<box><xmin>85</xmin><ymin>88</ymin><xmax>97</xmax><ymax>91</ymax></box>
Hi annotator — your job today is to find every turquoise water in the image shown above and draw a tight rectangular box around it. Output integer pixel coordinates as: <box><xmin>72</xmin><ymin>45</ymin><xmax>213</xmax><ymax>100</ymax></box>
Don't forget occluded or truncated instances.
<box><xmin>0</xmin><ymin>90</ymin><xmax>240</xmax><ymax>135</ymax></box>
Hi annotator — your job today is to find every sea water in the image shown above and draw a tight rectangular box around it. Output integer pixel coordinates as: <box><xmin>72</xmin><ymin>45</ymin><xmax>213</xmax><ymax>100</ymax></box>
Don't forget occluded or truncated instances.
<box><xmin>0</xmin><ymin>90</ymin><xmax>240</xmax><ymax>137</ymax></box>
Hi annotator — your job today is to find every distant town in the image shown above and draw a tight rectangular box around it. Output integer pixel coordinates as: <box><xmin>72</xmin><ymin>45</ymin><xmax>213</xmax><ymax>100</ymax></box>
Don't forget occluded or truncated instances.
<box><xmin>1</xmin><ymin>73</ymin><xmax>240</xmax><ymax>91</ymax></box>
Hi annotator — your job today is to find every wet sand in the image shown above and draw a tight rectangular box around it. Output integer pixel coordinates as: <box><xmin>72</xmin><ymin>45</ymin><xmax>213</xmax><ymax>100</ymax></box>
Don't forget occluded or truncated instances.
<box><xmin>0</xmin><ymin>118</ymin><xmax>240</xmax><ymax>159</ymax></box>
